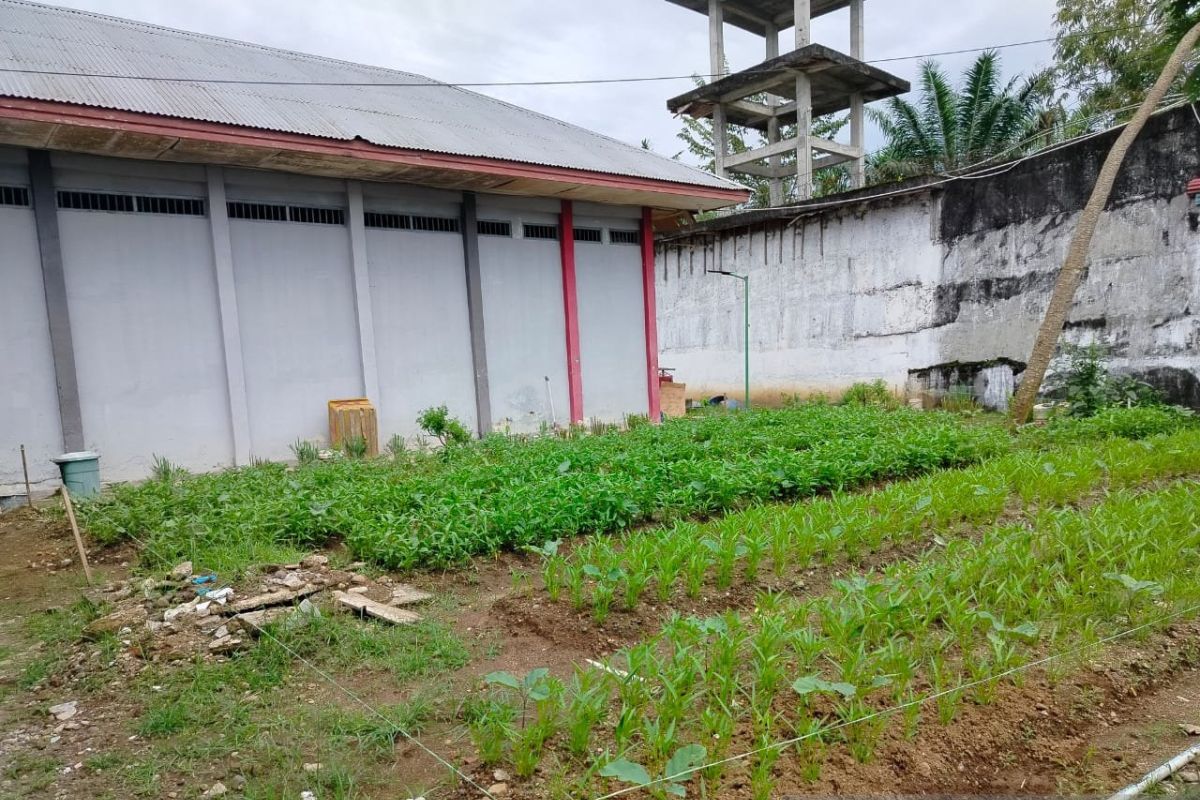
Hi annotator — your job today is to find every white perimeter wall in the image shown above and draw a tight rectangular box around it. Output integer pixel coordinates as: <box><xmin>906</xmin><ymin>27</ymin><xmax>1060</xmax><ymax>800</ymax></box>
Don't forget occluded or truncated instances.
<box><xmin>575</xmin><ymin>204</ymin><xmax>649</xmax><ymax>420</ymax></box>
<box><xmin>476</xmin><ymin>196</ymin><xmax>569</xmax><ymax>433</ymax></box>
<box><xmin>657</xmin><ymin>197</ymin><xmax>943</xmax><ymax>399</ymax></box>
<box><xmin>0</xmin><ymin>148</ymin><xmax>62</xmax><ymax>492</ymax></box>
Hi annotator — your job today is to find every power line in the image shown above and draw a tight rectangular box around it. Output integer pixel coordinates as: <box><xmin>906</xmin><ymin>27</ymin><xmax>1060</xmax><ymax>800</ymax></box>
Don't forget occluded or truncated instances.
<box><xmin>0</xmin><ymin>23</ymin><xmax>1158</xmax><ymax>89</ymax></box>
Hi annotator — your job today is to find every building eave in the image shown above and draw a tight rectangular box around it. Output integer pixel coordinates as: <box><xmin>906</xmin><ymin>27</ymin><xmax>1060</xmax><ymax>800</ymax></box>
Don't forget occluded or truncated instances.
<box><xmin>0</xmin><ymin>98</ymin><xmax>750</xmax><ymax>212</ymax></box>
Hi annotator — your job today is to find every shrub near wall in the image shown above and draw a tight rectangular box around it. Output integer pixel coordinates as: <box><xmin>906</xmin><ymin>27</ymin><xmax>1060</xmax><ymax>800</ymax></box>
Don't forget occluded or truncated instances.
<box><xmin>80</xmin><ymin>406</ymin><xmax>1012</xmax><ymax>571</ymax></box>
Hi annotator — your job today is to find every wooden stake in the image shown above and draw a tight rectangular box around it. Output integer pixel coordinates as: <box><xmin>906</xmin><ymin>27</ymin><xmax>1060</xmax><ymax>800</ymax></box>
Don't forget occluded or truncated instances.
<box><xmin>20</xmin><ymin>444</ymin><xmax>33</xmax><ymax>508</ymax></box>
<box><xmin>60</xmin><ymin>486</ymin><xmax>94</xmax><ymax>586</ymax></box>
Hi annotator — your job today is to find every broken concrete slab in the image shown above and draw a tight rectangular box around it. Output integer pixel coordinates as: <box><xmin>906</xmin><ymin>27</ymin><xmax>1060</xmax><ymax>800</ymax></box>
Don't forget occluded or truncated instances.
<box><xmin>334</xmin><ymin>591</ymin><xmax>420</xmax><ymax>625</ymax></box>
<box><xmin>229</xmin><ymin>607</ymin><xmax>294</xmax><ymax>634</ymax></box>
<box><xmin>82</xmin><ymin>606</ymin><xmax>148</xmax><ymax>640</ymax></box>
<box><xmin>388</xmin><ymin>584</ymin><xmax>433</xmax><ymax>606</ymax></box>
<box><xmin>48</xmin><ymin>701</ymin><xmax>78</xmax><ymax>721</ymax></box>
<box><xmin>221</xmin><ymin>585</ymin><xmax>319</xmax><ymax>615</ymax></box>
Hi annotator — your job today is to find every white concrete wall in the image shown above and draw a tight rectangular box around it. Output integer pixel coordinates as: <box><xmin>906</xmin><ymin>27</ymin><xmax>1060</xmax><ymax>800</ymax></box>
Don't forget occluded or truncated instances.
<box><xmin>0</xmin><ymin>147</ymin><xmax>62</xmax><ymax>493</ymax></box>
<box><xmin>226</xmin><ymin>171</ymin><xmax>362</xmax><ymax>460</ymax></box>
<box><xmin>657</xmin><ymin>197</ymin><xmax>943</xmax><ymax>400</ymax></box>
<box><xmin>55</xmin><ymin>154</ymin><xmax>233</xmax><ymax>481</ymax></box>
<box><xmin>575</xmin><ymin>207</ymin><xmax>649</xmax><ymax>420</ymax></box>
<box><xmin>477</xmin><ymin>196</ymin><xmax>569</xmax><ymax>432</ymax></box>
<box><xmin>362</xmin><ymin>184</ymin><xmax>476</xmax><ymax>441</ymax></box>
<box><xmin>658</xmin><ymin>190</ymin><xmax>1200</xmax><ymax>406</ymax></box>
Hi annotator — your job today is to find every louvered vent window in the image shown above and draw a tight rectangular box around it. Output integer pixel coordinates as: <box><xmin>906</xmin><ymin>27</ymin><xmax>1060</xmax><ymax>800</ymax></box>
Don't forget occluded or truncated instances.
<box><xmin>227</xmin><ymin>201</ymin><xmax>288</xmax><ymax>222</ymax></box>
<box><xmin>573</xmin><ymin>227</ymin><xmax>602</xmax><ymax>243</ymax></box>
<box><xmin>609</xmin><ymin>229</ymin><xmax>641</xmax><ymax>245</ymax></box>
<box><xmin>411</xmin><ymin>215</ymin><xmax>460</xmax><ymax>233</ymax></box>
<box><xmin>364</xmin><ymin>211</ymin><xmax>411</xmax><ymax>230</ymax></box>
<box><xmin>289</xmin><ymin>205</ymin><xmax>345</xmax><ymax>225</ymax></box>
<box><xmin>136</xmin><ymin>196</ymin><xmax>205</xmax><ymax>216</ymax></box>
<box><xmin>57</xmin><ymin>190</ymin><xmax>134</xmax><ymax>212</ymax></box>
<box><xmin>523</xmin><ymin>223</ymin><xmax>559</xmax><ymax>241</ymax></box>
<box><xmin>477</xmin><ymin>220</ymin><xmax>511</xmax><ymax>237</ymax></box>
<box><xmin>0</xmin><ymin>186</ymin><xmax>30</xmax><ymax>207</ymax></box>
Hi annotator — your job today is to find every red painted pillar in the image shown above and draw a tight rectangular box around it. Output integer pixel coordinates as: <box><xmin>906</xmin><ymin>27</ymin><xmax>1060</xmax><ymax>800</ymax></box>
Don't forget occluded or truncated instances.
<box><xmin>559</xmin><ymin>200</ymin><xmax>584</xmax><ymax>424</ymax></box>
<box><xmin>640</xmin><ymin>207</ymin><xmax>662</xmax><ymax>421</ymax></box>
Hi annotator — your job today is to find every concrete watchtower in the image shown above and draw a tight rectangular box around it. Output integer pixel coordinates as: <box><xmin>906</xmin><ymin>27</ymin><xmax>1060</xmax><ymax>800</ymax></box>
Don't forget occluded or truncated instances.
<box><xmin>665</xmin><ymin>1</ymin><xmax>909</xmax><ymax>203</ymax></box>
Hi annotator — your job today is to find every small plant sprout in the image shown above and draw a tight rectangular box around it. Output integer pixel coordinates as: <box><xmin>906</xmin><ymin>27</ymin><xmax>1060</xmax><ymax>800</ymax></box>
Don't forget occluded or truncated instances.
<box><xmin>485</xmin><ymin>668</ymin><xmax>553</xmax><ymax>729</ymax></box>
<box><xmin>599</xmin><ymin>744</ymin><xmax>707</xmax><ymax>799</ymax></box>
<box><xmin>1104</xmin><ymin>572</ymin><xmax>1165</xmax><ymax>612</ymax></box>
<box><xmin>341</xmin><ymin>435</ymin><xmax>369</xmax><ymax>459</ymax></box>
<box><xmin>289</xmin><ymin>439</ymin><xmax>320</xmax><ymax>466</ymax></box>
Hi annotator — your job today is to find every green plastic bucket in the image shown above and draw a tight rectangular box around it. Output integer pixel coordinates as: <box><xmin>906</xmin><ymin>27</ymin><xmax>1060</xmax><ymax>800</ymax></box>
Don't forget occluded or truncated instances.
<box><xmin>53</xmin><ymin>451</ymin><xmax>100</xmax><ymax>499</ymax></box>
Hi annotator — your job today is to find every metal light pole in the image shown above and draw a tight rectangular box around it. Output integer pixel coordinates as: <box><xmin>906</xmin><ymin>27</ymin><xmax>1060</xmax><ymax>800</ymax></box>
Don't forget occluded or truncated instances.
<box><xmin>707</xmin><ymin>269</ymin><xmax>750</xmax><ymax>409</ymax></box>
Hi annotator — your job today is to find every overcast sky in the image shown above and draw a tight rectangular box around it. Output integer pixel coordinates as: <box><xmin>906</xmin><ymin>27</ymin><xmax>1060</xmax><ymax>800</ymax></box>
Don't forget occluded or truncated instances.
<box><xmin>49</xmin><ymin>0</ymin><xmax>1061</xmax><ymax>160</ymax></box>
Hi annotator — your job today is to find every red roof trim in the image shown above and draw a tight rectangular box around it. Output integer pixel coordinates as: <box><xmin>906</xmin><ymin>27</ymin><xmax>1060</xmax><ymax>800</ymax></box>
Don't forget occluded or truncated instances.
<box><xmin>0</xmin><ymin>98</ymin><xmax>749</xmax><ymax>203</ymax></box>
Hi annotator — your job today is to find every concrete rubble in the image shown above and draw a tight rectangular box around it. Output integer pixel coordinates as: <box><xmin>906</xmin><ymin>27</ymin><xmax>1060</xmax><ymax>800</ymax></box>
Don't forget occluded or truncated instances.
<box><xmin>79</xmin><ymin>555</ymin><xmax>433</xmax><ymax>665</ymax></box>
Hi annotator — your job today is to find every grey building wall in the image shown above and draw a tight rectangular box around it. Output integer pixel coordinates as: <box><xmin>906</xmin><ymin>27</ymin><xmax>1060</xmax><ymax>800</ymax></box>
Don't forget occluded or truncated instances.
<box><xmin>226</xmin><ymin>170</ymin><xmax>363</xmax><ymax>461</ymax></box>
<box><xmin>0</xmin><ymin>147</ymin><xmax>655</xmax><ymax>492</ymax></box>
<box><xmin>575</xmin><ymin>204</ymin><xmax>649</xmax><ymax>421</ymax></box>
<box><xmin>657</xmin><ymin>107</ymin><xmax>1200</xmax><ymax>409</ymax></box>
<box><xmin>0</xmin><ymin>147</ymin><xmax>62</xmax><ymax>493</ymax></box>
<box><xmin>363</xmin><ymin>184</ymin><xmax>476</xmax><ymax>440</ymax></box>
<box><xmin>54</xmin><ymin>154</ymin><xmax>233</xmax><ymax>481</ymax></box>
<box><xmin>476</xmin><ymin>196</ymin><xmax>570</xmax><ymax>433</ymax></box>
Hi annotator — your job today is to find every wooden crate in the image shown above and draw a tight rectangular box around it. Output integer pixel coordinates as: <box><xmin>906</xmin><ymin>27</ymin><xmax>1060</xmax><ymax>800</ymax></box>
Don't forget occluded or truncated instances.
<box><xmin>328</xmin><ymin>398</ymin><xmax>379</xmax><ymax>457</ymax></box>
<box><xmin>660</xmin><ymin>380</ymin><xmax>687</xmax><ymax>419</ymax></box>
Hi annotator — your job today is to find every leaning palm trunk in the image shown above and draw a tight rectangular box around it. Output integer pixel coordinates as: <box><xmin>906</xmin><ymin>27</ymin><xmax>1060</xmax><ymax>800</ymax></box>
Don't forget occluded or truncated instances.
<box><xmin>1010</xmin><ymin>21</ymin><xmax>1200</xmax><ymax>424</ymax></box>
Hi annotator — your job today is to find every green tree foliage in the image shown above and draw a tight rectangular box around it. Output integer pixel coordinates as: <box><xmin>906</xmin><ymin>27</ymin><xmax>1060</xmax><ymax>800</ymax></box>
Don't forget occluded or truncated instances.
<box><xmin>1054</xmin><ymin>0</ymin><xmax>1200</xmax><ymax>120</ymax></box>
<box><xmin>868</xmin><ymin>51</ymin><xmax>1063</xmax><ymax>180</ymax></box>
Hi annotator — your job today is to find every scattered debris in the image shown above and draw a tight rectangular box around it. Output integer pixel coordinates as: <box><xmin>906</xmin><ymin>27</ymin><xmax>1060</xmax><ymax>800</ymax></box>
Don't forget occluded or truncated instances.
<box><xmin>47</xmin><ymin>701</ymin><xmax>78</xmax><ymax>721</ymax></box>
<box><xmin>334</xmin><ymin>591</ymin><xmax>421</xmax><ymax>625</ymax></box>
<box><xmin>303</xmin><ymin>762</ymin><xmax>322</xmax><ymax>773</ymax></box>
<box><xmin>301</xmin><ymin>791</ymin><xmax>317</xmax><ymax>800</ymax></box>
<box><xmin>200</xmin><ymin>781</ymin><xmax>228</xmax><ymax>798</ymax></box>
<box><xmin>224</xmin><ymin>585</ymin><xmax>321</xmax><ymax>615</ymax></box>
<box><xmin>1181</xmin><ymin>723</ymin><xmax>1200</xmax><ymax>736</ymax></box>
<box><xmin>73</xmin><ymin>552</ymin><xmax>432</xmax><ymax>664</ymax></box>
<box><xmin>488</xmin><ymin>782</ymin><xmax>510</xmax><ymax>796</ymax></box>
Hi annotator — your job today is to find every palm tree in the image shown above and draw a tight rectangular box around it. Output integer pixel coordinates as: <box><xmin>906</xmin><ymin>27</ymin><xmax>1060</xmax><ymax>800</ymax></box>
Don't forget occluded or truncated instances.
<box><xmin>869</xmin><ymin>51</ymin><xmax>1063</xmax><ymax>180</ymax></box>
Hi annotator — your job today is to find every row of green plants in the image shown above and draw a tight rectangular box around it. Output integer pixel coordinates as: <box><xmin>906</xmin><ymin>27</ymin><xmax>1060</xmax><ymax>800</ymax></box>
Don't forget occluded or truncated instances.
<box><xmin>539</xmin><ymin>422</ymin><xmax>1200</xmax><ymax>619</ymax></box>
<box><xmin>77</xmin><ymin>405</ymin><xmax>1004</xmax><ymax>572</ymax></box>
<box><xmin>468</xmin><ymin>475</ymin><xmax>1200</xmax><ymax>799</ymax></box>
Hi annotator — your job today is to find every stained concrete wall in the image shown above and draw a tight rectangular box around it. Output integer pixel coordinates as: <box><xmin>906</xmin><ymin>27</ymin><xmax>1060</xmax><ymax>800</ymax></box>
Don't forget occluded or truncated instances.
<box><xmin>657</xmin><ymin>106</ymin><xmax>1200</xmax><ymax>408</ymax></box>
<box><xmin>363</xmin><ymin>184</ymin><xmax>476</xmax><ymax>440</ymax></box>
<box><xmin>0</xmin><ymin>147</ymin><xmax>62</xmax><ymax>494</ymax></box>
<box><xmin>477</xmin><ymin>196</ymin><xmax>569</xmax><ymax>432</ymax></box>
<box><xmin>575</xmin><ymin>205</ymin><xmax>649</xmax><ymax>420</ymax></box>
<box><xmin>55</xmin><ymin>154</ymin><xmax>233</xmax><ymax>481</ymax></box>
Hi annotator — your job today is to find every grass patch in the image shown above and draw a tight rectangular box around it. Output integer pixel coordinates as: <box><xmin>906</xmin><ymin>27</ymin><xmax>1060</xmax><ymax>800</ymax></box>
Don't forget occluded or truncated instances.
<box><xmin>76</xmin><ymin>405</ymin><xmax>1007</xmax><ymax>573</ymax></box>
<box><xmin>121</xmin><ymin>608</ymin><xmax>469</xmax><ymax>800</ymax></box>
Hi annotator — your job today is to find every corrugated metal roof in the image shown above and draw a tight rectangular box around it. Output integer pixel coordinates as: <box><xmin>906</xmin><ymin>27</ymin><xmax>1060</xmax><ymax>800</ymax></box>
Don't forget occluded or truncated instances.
<box><xmin>0</xmin><ymin>0</ymin><xmax>738</xmax><ymax>191</ymax></box>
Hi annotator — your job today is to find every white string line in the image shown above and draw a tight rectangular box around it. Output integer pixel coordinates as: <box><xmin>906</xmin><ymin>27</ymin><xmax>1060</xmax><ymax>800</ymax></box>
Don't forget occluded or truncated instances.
<box><xmin>238</xmin><ymin>616</ymin><xmax>497</xmax><ymax>800</ymax></box>
<box><xmin>590</xmin><ymin>598</ymin><xmax>1200</xmax><ymax>800</ymax></box>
